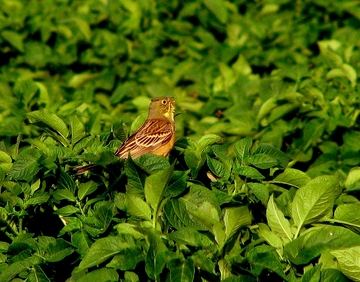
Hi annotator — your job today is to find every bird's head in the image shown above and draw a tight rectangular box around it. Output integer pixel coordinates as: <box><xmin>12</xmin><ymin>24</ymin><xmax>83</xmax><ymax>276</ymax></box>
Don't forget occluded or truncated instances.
<box><xmin>148</xmin><ymin>97</ymin><xmax>175</xmax><ymax>121</ymax></box>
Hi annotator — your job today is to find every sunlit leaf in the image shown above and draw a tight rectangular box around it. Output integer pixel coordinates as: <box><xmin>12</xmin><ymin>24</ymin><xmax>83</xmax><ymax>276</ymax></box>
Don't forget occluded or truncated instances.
<box><xmin>331</xmin><ymin>246</ymin><xmax>360</xmax><ymax>282</ymax></box>
<box><xmin>292</xmin><ymin>175</ymin><xmax>340</xmax><ymax>231</ymax></box>
<box><xmin>266</xmin><ymin>195</ymin><xmax>292</xmax><ymax>241</ymax></box>
<box><xmin>7</xmin><ymin>149</ymin><xmax>42</xmax><ymax>182</ymax></box>
<box><xmin>224</xmin><ymin>206</ymin><xmax>252</xmax><ymax>242</ymax></box>
<box><xmin>77</xmin><ymin>268</ymin><xmax>119</xmax><ymax>282</ymax></box>
<box><xmin>233</xmin><ymin>137</ymin><xmax>252</xmax><ymax>164</ymax></box>
<box><xmin>79</xmin><ymin>236</ymin><xmax>134</xmax><ymax>270</ymax></box>
<box><xmin>125</xmin><ymin>194</ymin><xmax>151</xmax><ymax>221</ymax></box>
<box><xmin>203</xmin><ymin>0</ymin><xmax>228</xmax><ymax>23</ymax></box>
<box><xmin>285</xmin><ymin>225</ymin><xmax>360</xmax><ymax>265</ymax></box>
<box><xmin>70</xmin><ymin>112</ymin><xmax>86</xmax><ymax>145</ymax></box>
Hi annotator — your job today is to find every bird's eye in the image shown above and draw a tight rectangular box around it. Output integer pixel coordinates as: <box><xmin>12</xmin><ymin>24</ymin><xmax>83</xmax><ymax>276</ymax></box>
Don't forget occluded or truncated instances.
<box><xmin>161</xmin><ymin>100</ymin><xmax>167</xmax><ymax>105</ymax></box>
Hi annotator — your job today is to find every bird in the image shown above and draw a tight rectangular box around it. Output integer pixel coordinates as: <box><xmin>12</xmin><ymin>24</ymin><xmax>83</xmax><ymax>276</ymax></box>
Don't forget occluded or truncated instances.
<box><xmin>75</xmin><ymin>97</ymin><xmax>176</xmax><ymax>174</ymax></box>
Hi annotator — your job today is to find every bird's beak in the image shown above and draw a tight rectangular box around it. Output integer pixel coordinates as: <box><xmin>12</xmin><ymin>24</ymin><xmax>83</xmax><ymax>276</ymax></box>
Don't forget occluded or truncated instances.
<box><xmin>169</xmin><ymin>98</ymin><xmax>175</xmax><ymax>109</ymax></box>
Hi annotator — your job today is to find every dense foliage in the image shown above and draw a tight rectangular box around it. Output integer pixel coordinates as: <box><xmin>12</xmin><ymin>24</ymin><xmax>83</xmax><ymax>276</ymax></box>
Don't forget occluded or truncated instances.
<box><xmin>1</xmin><ymin>0</ymin><xmax>360</xmax><ymax>281</ymax></box>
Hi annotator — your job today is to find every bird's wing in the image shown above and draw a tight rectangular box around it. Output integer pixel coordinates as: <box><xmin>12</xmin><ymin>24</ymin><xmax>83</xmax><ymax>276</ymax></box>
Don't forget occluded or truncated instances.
<box><xmin>114</xmin><ymin>119</ymin><xmax>174</xmax><ymax>159</ymax></box>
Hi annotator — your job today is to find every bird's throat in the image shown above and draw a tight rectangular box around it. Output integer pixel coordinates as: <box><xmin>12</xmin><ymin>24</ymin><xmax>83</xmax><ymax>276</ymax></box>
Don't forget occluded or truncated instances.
<box><xmin>163</xmin><ymin>104</ymin><xmax>175</xmax><ymax>121</ymax></box>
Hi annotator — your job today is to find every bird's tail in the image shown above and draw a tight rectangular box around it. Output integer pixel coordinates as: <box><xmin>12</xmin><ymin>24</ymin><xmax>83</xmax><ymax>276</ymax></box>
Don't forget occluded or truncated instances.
<box><xmin>74</xmin><ymin>164</ymin><xmax>99</xmax><ymax>175</ymax></box>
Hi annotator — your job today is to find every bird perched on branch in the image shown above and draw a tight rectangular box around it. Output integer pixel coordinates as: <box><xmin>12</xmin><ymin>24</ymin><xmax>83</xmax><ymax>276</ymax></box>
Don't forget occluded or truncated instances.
<box><xmin>75</xmin><ymin>96</ymin><xmax>176</xmax><ymax>174</ymax></box>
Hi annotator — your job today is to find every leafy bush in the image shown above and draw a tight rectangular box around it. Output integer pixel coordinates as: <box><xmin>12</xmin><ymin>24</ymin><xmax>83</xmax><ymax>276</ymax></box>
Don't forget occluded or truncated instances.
<box><xmin>1</xmin><ymin>0</ymin><xmax>360</xmax><ymax>281</ymax></box>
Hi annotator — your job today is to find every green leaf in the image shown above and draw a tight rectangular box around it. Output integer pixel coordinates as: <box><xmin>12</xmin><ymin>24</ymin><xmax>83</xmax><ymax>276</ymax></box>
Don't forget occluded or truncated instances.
<box><xmin>27</xmin><ymin>265</ymin><xmax>51</xmax><ymax>282</ymax></box>
<box><xmin>224</xmin><ymin>206</ymin><xmax>252</xmax><ymax>241</ymax></box>
<box><xmin>125</xmin><ymin>158</ymin><xmax>145</xmax><ymax>196</ymax></box>
<box><xmin>289</xmin><ymin>119</ymin><xmax>325</xmax><ymax>162</ymax></box>
<box><xmin>0</xmin><ymin>151</ymin><xmax>12</xmax><ymax>163</ymax></box>
<box><xmin>72</xmin><ymin>17</ymin><xmax>92</xmax><ymax>41</ymax></box>
<box><xmin>52</xmin><ymin>189</ymin><xmax>76</xmax><ymax>202</ymax></box>
<box><xmin>292</xmin><ymin>175</ymin><xmax>340</xmax><ymax>232</ymax></box>
<box><xmin>58</xmin><ymin>217</ymin><xmax>82</xmax><ymax>236</ymax></box>
<box><xmin>144</xmin><ymin>165</ymin><xmax>173</xmax><ymax>212</ymax></box>
<box><xmin>130</xmin><ymin>112</ymin><xmax>147</xmax><ymax>134</ymax></box>
<box><xmin>246</xmin><ymin>245</ymin><xmax>287</xmax><ymax>279</ymax></box>
<box><xmin>0</xmin><ymin>255</ymin><xmax>43</xmax><ymax>282</ymax></box>
<box><xmin>202</xmin><ymin>0</ymin><xmax>228</xmax><ymax>23</ymax></box>
<box><xmin>58</xmin><ymin>168</ymin><xmax>76</xmax><ymax>194</ymax></box>
<box><xmin>266</xmin><ymin>195</ymin><xmax>293</xmax><ymax>241</ymax></box>
<box><xmin>123</xmin><ymin>272</ymin><xmax>140</xmax><ymax>282</ymax></box>
<box><xmin>7</xmin><ymin>149</ymin><xmax>42</xmax><ymax>182</ymax></box>
<box><xmin>93</xmin><ymin>204</ymin><xmax>114</xmax><ymax>232</ymax></box>
<box><xmin>113</xmin><ymin>121</ymin><xmax>128</xmax><ymax>142</ymax></box>
<box><xmin>234</xmin><ymin>166</ymin><xmax>265</xmax><ymax>180</ymax></box>
<box><xmin>70</xmin><ymin>112</ymin><xmax>86</xmax><ymax>145</ymax></box>
<box><xmin>197</xmin><ymin>134</ymin><xmax>222</xmax><ymax>152</ymax></box>
<box><xmin>182</xmin><ymin>184</ymin><xmax>220</xmax><ymax>212</ymax></box>
<box><xmin>77</xmin><ymin>268</ymin><xmax>119</xmax><ymax>282</ymax></box>
<box><xmin>184</xmin><ymin>149</ymin><xmax>206</xmax><ymax>177</ymax></box>
<box><xmin>301</xmin><ymin>263</ymin><xmax>322</xmax><ymax>282</ymax></box>
<box><xmin>145</xmin><ymin>231</ymin><xmax>171</xmax><ymax>280</ymax></box>
<box><xmin>233</xmin><ymin>137</ymin><xmax>252</xmax><ymax>164</ymax></box>
<box><xmin>114</xmin><ymin>223</ymin><xmax>145</xmax><ymax>240</ymax></box>
<box><xmin>72</xmin><ymin>136</ymin><xmax>95</xmax><ymax>155</ymax></box>
<box><xmin>168</xmin><ymin>227</ymin><xmax>213</xmax><ymax>248</ymax></box>
<box><xmin>188</xmin><ymin>201</ymin><xmax>225</xmax><ymax>248</ymax></box>
<box><xmin>252</xmin><ymin>143</ymin><xmax>290</xmax><ymax>169</ymax></box>
<box><xmin>24</xmin><ymin>41</ymin><xmax>52</xmax><ymax>67</ymax></box>
<box><xmin>326</xmin><ymin>64</ymin><xmax>357</xmax><ymax>87</ymax></box>
<box><xmin>71</xmin><ymin>230</ymin><xmax>92</xmax><ymax>257</ymax></box>
<box><xmin>136</xmin><ymin>154</ymin><xmax>170</xmax><ymax>174</ymax></box>
<box><xmin>68</xmin><ymin>72</ymin><xmax>99</xmax><ymax>89</ymax></box>
<box><xmin>21</xmin><ymin>139</ymin><xmax>49</xmax><ymax>158</ymax></box>
<box><xmin>257</xmin><ymin>223</ymin><xmax>283</xmax><ymax>249</ymax></box>
<box><xmin>1</xmin><ymin>30</ymin><xmax>24</xmax><ymax>52</ymax></box>
<box><xmin>79</xmin><ymin>236</ymin><xmax>134</xmax><ymax>270</ymax></box>
<box><xmin>25</xmin><ymin>194</ymin><xmax>50</xmax><ymax>207</ymax></box>
<box><xmin>341</xmin><ymin>63</ymin><xmax>357</xmax><ymax>87</ymax></box>
<box><xmin>320</xmin><ymin>269</ymin><xmax>348</xmax><ymax>282</ymax></box>
<box><xmin>45</xmin><ymin>238</ymin><xmax>75</xmax><ymax>262</ymax></box>
<box><xmin>13</xmin><ymin>78</ymin><xmax>38</xmax><ymax>106</ymax></box>
<box><xmin>257</xmin><ymin>97</ymin><xmax>278</xmax><ymax>123</ymax></box>
<box><xmin>206</xmin><ymin>155</ymin><xmax>228</xmax><ymax>178</ymax></box>
<box><xmin>168</xmin><ymin>258</ymin><xmax>195</xmax><ymax>282</ymax></box>
<box><xmin>88</xmin><ymin>110</ymin><xmax>102</xmax><ymax>135</ymax></box>
<box><xmin>164</xmin><ymin>199</ymin><xmax>207</xmax><ymax>230</ymax></box>
<box><xmin>35</xmin><ymin>82</ymin><xmax>50</xmax><ymax>107</ymax></box>
<box><xmin>247</xmin><ymin>183</ymin><xmax>269</xmax><ymax>204</ymax></box>
<box><xmin>285</xmin><ymin>225</ymin><xmax>360</xmax><ymax>265</ymax></box>
<box><xmin>334</xmin><ymin>203</ymin><xmax>360</xmax><ymax>227</ymax></box>
<box><xmin>318</xmin><ymin>40</ymin><xmax>343</xmax><ymax>65</ymax></box>
<box><xmin>331</xmin><ymin>246</ymin><xmax>360</xmax><ymax>282</ymax></box>
<box><xmin>344</xmin><ymin>167</ymin><xmax>360</xmax><ymax>191</ymax></box>
<box><xmin>272</xmin><ymin>168</ymin><xmax>310</xmax><ymax>188</ymax></box>
<box><xmin>248</xmin><ymin>153</ymin><xmax>278</xmax><ymax>169</ymax></box>
<box><xmin>27</xmin><ymin>110</ymin><xmax>69</xmax><ymax>144</ymax></box>
<box><xmin>191</xmin><ymin>250</ymin><xmax>216</xmax><ymax>274</ymax></box>
<box><xmin>125</xmin><ymin>194</ymin><xmax>151</xmax><ymax>221</ymax></box>
<box><xmin>107</xmin><ymin>247</ymin><xmax>144</xmax><ymax>271</ymax></box>
<box><xmin>78</xmin><ymin>181</ymin><xmax>99</xmax><ymax>200</ymax></box>
<box><xmin>268</xmin><ymin>103</ymin><xmax>300</xmax><ymax>124</ymax></box>
<box><xmin>164</xmin><ymin>170</ymin><xmax>188</xmax><ymax>198</ymax></box>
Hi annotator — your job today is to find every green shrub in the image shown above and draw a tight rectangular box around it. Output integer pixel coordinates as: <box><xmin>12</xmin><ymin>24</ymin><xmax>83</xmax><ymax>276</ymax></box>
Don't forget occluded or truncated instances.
<box><xmin>1</xmin><ymin>0</ymin><xmax>360</xmax><ymax>281</ymax></box>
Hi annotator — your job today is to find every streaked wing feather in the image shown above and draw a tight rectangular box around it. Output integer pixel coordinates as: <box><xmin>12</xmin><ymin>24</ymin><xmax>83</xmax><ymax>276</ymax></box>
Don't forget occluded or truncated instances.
<box><xmin>114</xmin><ymin>119</ymin><xmax>173</xmax><ymax>159</ymax></box>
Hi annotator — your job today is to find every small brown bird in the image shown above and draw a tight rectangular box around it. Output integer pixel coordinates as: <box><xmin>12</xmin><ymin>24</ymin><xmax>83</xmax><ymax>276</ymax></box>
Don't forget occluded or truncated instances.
<box><xmin>75</xmin><ymin>97</ymin><xmax>176</xmax><ymax>174</ymax></box>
